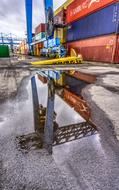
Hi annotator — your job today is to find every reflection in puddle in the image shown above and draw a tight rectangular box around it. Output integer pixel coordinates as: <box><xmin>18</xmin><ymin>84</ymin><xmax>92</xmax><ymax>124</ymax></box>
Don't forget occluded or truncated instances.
<box><xmin>17</xmin><ymin>70</ymin><xmax>96</xmax><ymax>153</ymax></box>
<box><xmin>16</xmin><ymin>133</ymin><xmax>43</xmax><ymax>153</ymax></box>
<box><xmin>55</xmin><ymin>95</ymin><xmax>84</xmax><ymax>127</ymax></box>
<box><xmin>35</xmin><ymin>75</ymin><xmax>85</xmax><ymax>127</ymax></box>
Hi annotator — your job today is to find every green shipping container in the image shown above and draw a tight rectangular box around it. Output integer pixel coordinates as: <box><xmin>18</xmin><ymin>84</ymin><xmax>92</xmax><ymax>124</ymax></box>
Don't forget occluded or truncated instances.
<box><xmin>0</xmin><ymin>45</ymin><xmax>9</xmax><ymax>57</ymax></box>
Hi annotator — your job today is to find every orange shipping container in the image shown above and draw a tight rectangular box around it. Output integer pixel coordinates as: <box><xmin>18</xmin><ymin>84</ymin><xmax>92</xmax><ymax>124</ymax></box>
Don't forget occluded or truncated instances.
<box><xmin>67</xmin><ymin>34</ymin><xmax>119</xmax><ymax>63</ymax></box>
<box><xmin>63</xmin><ymin>89</ymin><xmax>91</xmax><ymax>120</ymax></box>
<box><xmin>66</xmin><ymin>0</ymin><xmax>117</xmax><ymax>24</ymax></box>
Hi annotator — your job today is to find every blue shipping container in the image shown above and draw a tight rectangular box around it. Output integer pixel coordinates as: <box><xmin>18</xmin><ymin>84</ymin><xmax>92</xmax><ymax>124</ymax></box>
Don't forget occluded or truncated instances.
<box><xmin>44</xmin><ymin>40</ymin><xmax>48</xmax><ymax>48</ymax></box>
<box><xmin>52</xmin><ymin>38</ymin><xmax>60</xmax><ymax>47</ymax></box>
<box><xmin>44</xmin><ymin>38</ymin><xmax>60</xmax><ymax>48</ymax></box>
<box><xmin>44</xmin><ymin>71</ymin><xmax>61</xmax><ymax>80</ymax></box>
<box><xmin>65</xmin><ymin>74</ymin><xmax>87</xmax><ymax>96</ymax></box>
<box><xmin>67</xmin><ymin>3</ymin><xmax>119</xmax><ymax>42</ymax></box>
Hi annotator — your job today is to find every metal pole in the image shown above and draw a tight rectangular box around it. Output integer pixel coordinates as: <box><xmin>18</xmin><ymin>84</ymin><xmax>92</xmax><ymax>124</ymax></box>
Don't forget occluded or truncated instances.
<box><xmin>44</xmin><ymin>78</ymin><xmax>55</xmax><ymax>154</ymax></box>
<box><xmin>31</xmin><ymin>76</ymin><xmax>39</xmax><ymax>132</ymax></box>
<box><xmin>25</xmin><ymin>0</ymin><xmax>32</xmax><ymax>54</ymax></box>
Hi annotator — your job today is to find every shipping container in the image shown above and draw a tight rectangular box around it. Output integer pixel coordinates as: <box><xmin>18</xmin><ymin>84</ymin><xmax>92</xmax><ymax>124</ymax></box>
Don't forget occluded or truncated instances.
<box><xmin>35</xmin><ymin>32</ymin><xmax>46</xmax><ymax>41</ymax></box>
<box><xmin>0</xmin><ymin>45</ymin><xmax>9</xmax><ymax>57</ymax></box>
<box><xmin>35</xmin><ymin>23</ymin><xmax>46</xmax><ymax>35</ymax></box>
<box><xmin>52</xmin><ymin>38</ymin><xmax>60</xmax><ymax>47</ymax></box>
<box><xmin>54</xmin><ymin>9</ymin><xmax>66</xmax><ymax>25</ymax></box>
<box><xmin>67</xmin><ymin>3</ymin><xmax>119</xmax><ymax>42</ymax></box>
<box><xmin>54</xmin><ymin>27</ymin><xmax>67</xmax><ymax>43</ymax></box>
<box><xmin>65</xmin><ymin>74</ymin><xmax>88</xmax><ymax>96</ymax></box>
<box><xmin>44</xmin><ymin>38</ymin><xmax>60</xmax><ymax>48</ymax></box>
<box><xmin>35</xmin><ymin>42</ymin><xmax>43</xmax><ymax>56</ymax></box>
<box><xmin>114</xmin><ymin>36</ymin><xmax>119</xmax><ymax>63</ymax></box>
<box><xmin>63</xmin><ymin>89</ymin><xmax>91</xmax><ymax>120</ymax></box>
<box><xmin>55</xmin><ymin>73</ymin><xmax>65</xmax><ymax>86</ymax></box>
<box><xmin>44</xmin><ymin>70</ymin><xmax>61</xmax><ymax>80</ymax></box>
<box><xmin>67</xmin><ymin>34</ymin><xmax>119</xmax><ymax>63</ymax></box>
<box><xmin>37</xmin><ymin>74</ymin><xmax>47</xmax><ymax>84</ymax></box>
<box><xmin>66</xmin><ymin>0</ymin><xmax>117</xmax><ymax>24</ymax></box>
<box><xmin>68</xmin><ymin>70</ymin><xmax>96</xmax><ymax>83</ymax></box>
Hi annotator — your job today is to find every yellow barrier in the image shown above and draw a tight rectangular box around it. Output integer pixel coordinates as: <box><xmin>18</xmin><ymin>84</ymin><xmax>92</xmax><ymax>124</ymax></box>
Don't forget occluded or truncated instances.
<box><xmin>31</xmin><ymin>57</ymin><xmax>83</xmax><ymax>65</ymax></box>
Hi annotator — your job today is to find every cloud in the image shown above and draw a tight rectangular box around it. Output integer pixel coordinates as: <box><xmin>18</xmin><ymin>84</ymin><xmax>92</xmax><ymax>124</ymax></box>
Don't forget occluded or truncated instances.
<box><xmin>53</xmin><ymin>0</ymin><xmax>67</xmax><ymax>10</ymax></box>
<box><xmin>0</xmin><ymin>0</ymin><xmax>66</xmax><ymax>38</ymax></box>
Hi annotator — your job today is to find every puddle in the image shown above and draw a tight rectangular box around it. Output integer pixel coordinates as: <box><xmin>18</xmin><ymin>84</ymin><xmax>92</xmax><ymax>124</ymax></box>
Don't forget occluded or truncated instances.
<box><xmin>35</xmin><ymin>74</ymin><xmax>85</xmax><ymax>127</ymax></box>
<box><xmin>16</xmin><ymin>133</ymin><xmax>43</xmax><ymax>153</ymax></box>
<box><xmin>15</xmin><ymin>70</ymin><xmax>96</xmax><ymax>153</ymax></box>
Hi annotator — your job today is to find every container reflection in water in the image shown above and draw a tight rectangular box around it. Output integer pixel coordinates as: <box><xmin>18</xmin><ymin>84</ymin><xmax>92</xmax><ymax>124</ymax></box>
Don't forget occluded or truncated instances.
<box><xmin>54</xmin><ymin>94</ymin><xmax>84</xmax><ymax>127</ymax></box>
<box><xmin>36</xmin><ymin>74</ymin><xmax>84</xmax><ymax>128</ymax></box>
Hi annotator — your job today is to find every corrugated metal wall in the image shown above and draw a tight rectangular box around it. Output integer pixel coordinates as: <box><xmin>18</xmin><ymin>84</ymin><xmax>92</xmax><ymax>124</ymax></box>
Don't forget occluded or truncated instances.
<box><xmin>66</xmin><ymin>0</ymin><xmax>117</xmax><ymax>24</ymax></box>
<box><xmin>67</xmin><ymin>3</ymin><xmax>119</xmax><ymax>42</ymax></box>
<box><xmin>67</xmin><ymin>34</ymin><xmax>119</xmax><ymax>63</ymax></box>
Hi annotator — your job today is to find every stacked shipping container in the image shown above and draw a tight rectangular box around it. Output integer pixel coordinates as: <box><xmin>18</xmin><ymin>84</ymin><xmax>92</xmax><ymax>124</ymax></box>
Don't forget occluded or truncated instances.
<box><xmin>33</xmin><ymin>23</ymin><xmax>46</xmax><ymax>56</ymax></box>
<box><xmin>54</xmin><ymin>9</ymin><xmax>67</xmax><ymax>44</ymax></box>
<box><xmin>66</xmin><ymin>0</ymin><xmax>119</xmax><ymax>63</ymax></box>
<box><xmin>54</xmin><ymin>9</ymin><xmax>66</xmax><ymax>25</ymax></box>
<box><xmin>35</xmin><ymin>24</ymin><xmax>46</xmax><ymax>35</ymax></box>
<box><xmin>54</xmin><ymin>28</ymin><xmax>67</xmax><ymax>44</ymax></box>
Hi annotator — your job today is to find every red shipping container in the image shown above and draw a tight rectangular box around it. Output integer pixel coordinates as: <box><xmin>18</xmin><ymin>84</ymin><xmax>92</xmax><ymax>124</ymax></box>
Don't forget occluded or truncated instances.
<box><xmin>67</xmin><ymin>34</ymin><xmax>119</xmax><ymax>63</ymax></box>
<box><xmin>54</xmin><ymin>9</ymin><xmax>66</xmax><ymax>25</ymax></box>
<box><xmin>35</xmin><ymin>24</ymin><xmax>46</xmax><ymax>35</ymax></box>
<box><xmin>66</xmin><ymin>0</ymin><xmax>117</xmax><ymax>24</ymax></box>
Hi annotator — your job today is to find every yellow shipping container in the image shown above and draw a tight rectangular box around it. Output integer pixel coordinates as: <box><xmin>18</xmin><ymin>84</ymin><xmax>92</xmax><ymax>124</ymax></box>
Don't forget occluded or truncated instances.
<box><xmin>36</xmin><ymin>44</ymin><xmax>39</xmax><ymax>56</ymax></box>
<box><xmin>55</xmin><ymin>73</ymin><xmax>65</xmax><ymax>86</ymax></box>
<box><xmin>54</xmin><ymin>27</ymin><xmax>67</xmax><ymax>44</ymax></box>
<box><xmin>34</xmin><ymin>45</ymin><xmax>37</xmax><ymax>56</ymax></box>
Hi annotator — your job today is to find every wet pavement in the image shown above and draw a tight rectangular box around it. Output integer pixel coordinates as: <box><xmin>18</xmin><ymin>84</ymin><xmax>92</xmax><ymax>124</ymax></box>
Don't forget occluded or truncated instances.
<box><xmin>0</xmin><ymin>57</ymin><xmax>119</xmax><ymax>189</ymax></box>
<box><xmin>0</xmin><ymin>75</ymin><xmax>68</xmax><ymax>190</ymax></box>
<box><xmin>0</xmin><ymin>72</ymin><xmax>119</xmax><ymax>190</ymax></box>
<box><xmin>0</xmin><ymin>69</ymin><xmax>30</xmax><ymax>101</ymax></box>
<box><xmin>81</xmin><ymin>67</ymin><xmax>119</xmax><ymax>140</ymax></box>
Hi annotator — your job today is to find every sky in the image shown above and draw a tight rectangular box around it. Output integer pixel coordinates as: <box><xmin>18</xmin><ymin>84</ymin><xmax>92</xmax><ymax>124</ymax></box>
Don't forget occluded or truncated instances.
<box><xmin>0</xmin><ymin>0</ymin><xmax>67</xmax><ymax>38</ymax></box>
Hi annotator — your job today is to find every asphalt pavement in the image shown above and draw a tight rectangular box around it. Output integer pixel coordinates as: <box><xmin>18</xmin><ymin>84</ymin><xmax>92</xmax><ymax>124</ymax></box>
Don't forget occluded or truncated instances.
<box><xmin>0</xmin><ymin>57</ymin><xmax>119</xmax><ymax>190</ymax></box>
<box><xmin>0</xmin><ymin>70</ymin><xmax>119</xmax><ymax>189</ymax></box>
